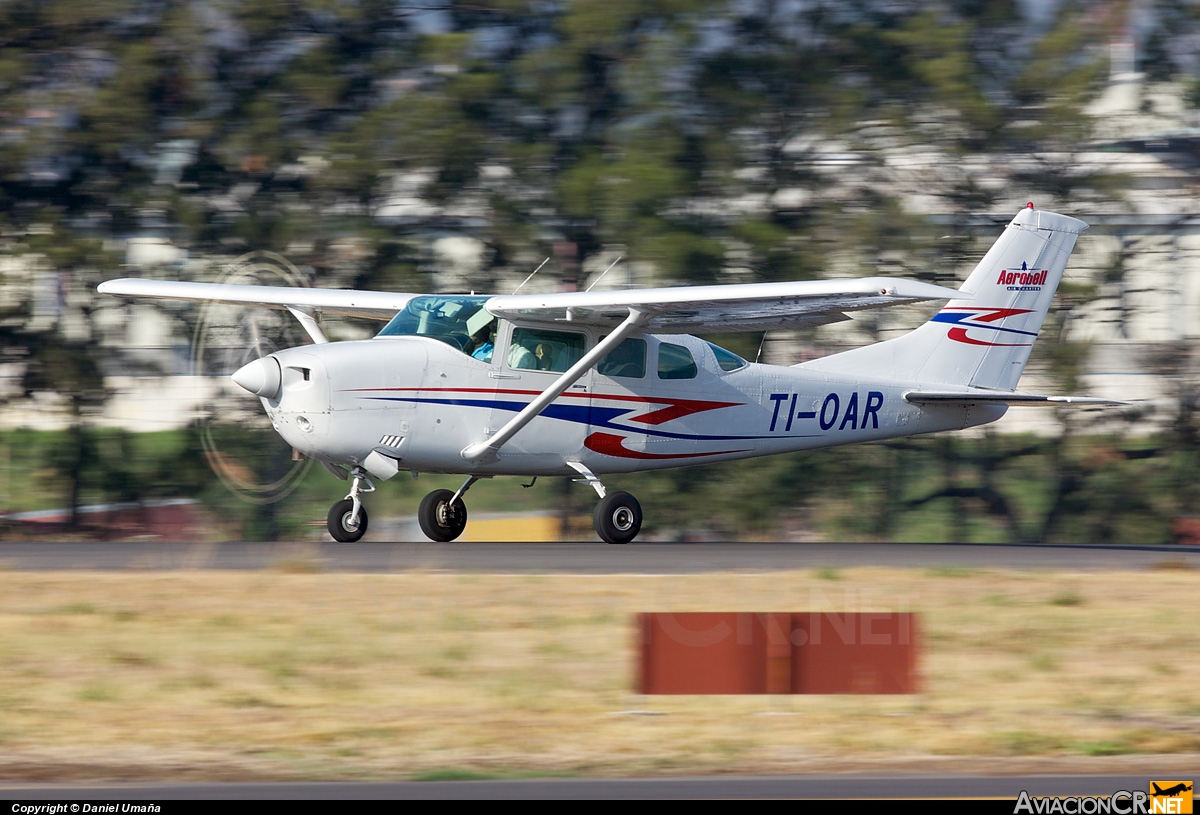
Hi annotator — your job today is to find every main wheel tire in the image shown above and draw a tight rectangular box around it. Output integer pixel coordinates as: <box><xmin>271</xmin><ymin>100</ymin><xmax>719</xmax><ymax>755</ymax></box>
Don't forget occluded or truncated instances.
<box><xmin>327</xmin><ymin>498</ymin><xmax>368</xmax><ymax>543</ymax></box>
<box><xmin>418</xmin><ymin>489</ymin><xmax>468</xmax><ymax>542</ymax></box>
<box><xmin>594</xmin><ymin>491</ymin><xmax>642</xmax><ymax>544</ymax></box>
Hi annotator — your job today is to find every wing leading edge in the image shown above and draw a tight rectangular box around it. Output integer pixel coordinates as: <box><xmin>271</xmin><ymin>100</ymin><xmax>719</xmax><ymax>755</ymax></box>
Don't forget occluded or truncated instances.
<box><xmin>97</xmin><ymin>278</ymin><xmax>415</xmax><ymax>321</ymax></box>
<box><xmin>483</xmin><ymin>277</ymin><xmax>963</xmax><ymax>333</ymax></box>
<box><xmin>99</xmin><ymin>275</ymin><xmax>961</xmax><ymax>332</ymax></box>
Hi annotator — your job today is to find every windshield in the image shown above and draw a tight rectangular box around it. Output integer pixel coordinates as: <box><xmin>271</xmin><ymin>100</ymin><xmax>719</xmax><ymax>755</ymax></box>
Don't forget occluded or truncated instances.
<box><xmin>377</xmin><ymin>295</ymin><xmax>496</xmax><ymax>355</ymax></box>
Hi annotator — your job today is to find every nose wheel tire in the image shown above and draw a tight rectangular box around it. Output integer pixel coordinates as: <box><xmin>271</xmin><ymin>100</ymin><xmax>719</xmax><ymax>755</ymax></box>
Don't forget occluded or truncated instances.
<box><xmin>594</xmin><ymin>491</ymin><xmax>641</xmax><ymax>544</ymax></box>
<box><xmin>418</xmin><ymin>489</ymin><xmax>468</xmax><ymax>542</ymax></box>
<box><xmin>327</xmin><ymin>498</ymin><xmax>368</xmax><ymax>543</ymax></box>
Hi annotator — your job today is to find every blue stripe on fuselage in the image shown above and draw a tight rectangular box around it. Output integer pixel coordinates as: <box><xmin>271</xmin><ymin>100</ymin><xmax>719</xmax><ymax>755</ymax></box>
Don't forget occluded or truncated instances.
<box><xmin>356</xmin><ymin>396</ymin><xmax>797</xmax><ymax>442</ymax></box>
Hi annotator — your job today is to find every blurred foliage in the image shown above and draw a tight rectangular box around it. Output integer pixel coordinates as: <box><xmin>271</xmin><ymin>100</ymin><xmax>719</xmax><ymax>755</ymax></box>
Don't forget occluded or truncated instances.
<box><xmin>0</xmin><ymin>0</ymin><xmax>1137</xmax><ymax>275</ymax></box>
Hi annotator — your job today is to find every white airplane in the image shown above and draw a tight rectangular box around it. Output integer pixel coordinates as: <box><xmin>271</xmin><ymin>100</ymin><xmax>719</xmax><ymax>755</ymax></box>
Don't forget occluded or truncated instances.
<box><xmin>99</xmin><ymin>204</ymin><xmax>1119</xmax><ymax>544</ymax></box>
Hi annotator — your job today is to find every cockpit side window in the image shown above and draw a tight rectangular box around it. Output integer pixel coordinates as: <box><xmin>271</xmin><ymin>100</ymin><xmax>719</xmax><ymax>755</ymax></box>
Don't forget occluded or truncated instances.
<box><xmin>507</xmin><ymin>327</ymin><xmax>587</xmax><ymax>372</ymax></box>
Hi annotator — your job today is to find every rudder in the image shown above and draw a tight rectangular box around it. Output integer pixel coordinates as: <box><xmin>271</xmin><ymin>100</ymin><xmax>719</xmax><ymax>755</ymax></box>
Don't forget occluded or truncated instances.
<box><xmin>801</xmin><ymin>204</ymin><xmax>1088</xmax><ymax>391</ymax></box>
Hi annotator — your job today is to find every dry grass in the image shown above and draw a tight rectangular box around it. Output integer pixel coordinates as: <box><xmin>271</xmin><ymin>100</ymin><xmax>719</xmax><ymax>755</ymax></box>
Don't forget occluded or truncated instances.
<box><xmin>0</xmin><ymin>568</ymin><xmax>1197</xmax><ymax>781</ymax></box>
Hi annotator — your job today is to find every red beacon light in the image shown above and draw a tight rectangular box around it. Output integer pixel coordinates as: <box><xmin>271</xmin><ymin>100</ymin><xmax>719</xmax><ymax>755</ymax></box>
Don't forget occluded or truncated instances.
<box><xmin>1027</xmin><ymin>202</ymin><xmax>1035</xmax><ymax>209</ymax></box>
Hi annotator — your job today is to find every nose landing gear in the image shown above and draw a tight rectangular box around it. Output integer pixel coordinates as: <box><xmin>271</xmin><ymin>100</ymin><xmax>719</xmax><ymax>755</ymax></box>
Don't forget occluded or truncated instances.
<box><xmin>327</xmin><ymin>468</ymin><xmax>374</xmax><ymax>543</ymax></box>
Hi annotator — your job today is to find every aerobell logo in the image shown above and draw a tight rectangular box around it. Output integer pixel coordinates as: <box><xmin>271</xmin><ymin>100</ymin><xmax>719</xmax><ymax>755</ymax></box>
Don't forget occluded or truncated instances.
<box><xmin>998</xmin><ymin>262</ymin><xmax>1048</xmax><ymax>291</ymax></box>
<box><xmin>1014</xmin><ymin>782</ymin><xmax>1193</xmax><ymax>815</ymax></box>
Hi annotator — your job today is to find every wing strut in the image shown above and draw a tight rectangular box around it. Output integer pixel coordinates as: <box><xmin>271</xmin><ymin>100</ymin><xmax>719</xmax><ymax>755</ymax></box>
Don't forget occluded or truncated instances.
<box><xmin>460</xmin><ymin>308</ymin><xmax>649</xmax><ymax>463</ymax></box>
<box><xmin>287</xmin><ymin>307</ymin><xmax>328</xmax><ymax>344</ymax></box>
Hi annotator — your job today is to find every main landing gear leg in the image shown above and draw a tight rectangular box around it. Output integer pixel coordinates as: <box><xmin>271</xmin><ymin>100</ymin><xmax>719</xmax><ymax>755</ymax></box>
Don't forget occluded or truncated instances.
<box><xmin>327</xmin><ymin>467</ymin><xmax>375</xmax><ymax>543</ymax></box>
<box><xmin>418</xmin><ymin>476</ymin><xmax>478</xmax><ymax>542</ymax></box>
<box><xmin>568</xmin><ymin>461</ymin><xmax>642</xmax><ymax>545</ymax></box>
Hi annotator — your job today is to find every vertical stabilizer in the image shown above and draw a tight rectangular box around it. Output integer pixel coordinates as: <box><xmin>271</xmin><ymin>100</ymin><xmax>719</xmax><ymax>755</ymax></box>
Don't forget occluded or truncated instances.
<box><xmin>800</xmin><ymin>205</ymin><xmax>1088</xmax><ymax>391</ymax></box>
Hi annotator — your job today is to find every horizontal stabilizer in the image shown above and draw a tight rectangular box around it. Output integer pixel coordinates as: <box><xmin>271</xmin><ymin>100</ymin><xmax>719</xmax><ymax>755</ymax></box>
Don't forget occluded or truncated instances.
<box><xmin>903</xmin><ymin>390</ymin><xmax>1128</xmax><ymax>406</ymax></box>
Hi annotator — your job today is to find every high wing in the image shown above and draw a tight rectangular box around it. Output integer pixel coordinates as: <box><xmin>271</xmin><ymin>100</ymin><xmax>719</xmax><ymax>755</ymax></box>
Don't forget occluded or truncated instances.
<box><xmin>904</xmin><ymin>390</ymin><xmax>1128</xmax><ymax>406</ymax></box>
<box><xmin>97</xmin><ymin>278</ymin><xmax>415</xmax><ymax>321</ymax></box>
<box><xmin>105</xmin><ymin>277</ymin><xmax>964</xmax><ymax>333</ymax></box>
<box><xmin>99</xmin><ymin>275</ymin><xmax>963</xmax><ymax>334</ymax></box>
<box><xmin>483</xmin><ymin>277</ymin><xmax>964</xmax><ymax>333</ymax></box>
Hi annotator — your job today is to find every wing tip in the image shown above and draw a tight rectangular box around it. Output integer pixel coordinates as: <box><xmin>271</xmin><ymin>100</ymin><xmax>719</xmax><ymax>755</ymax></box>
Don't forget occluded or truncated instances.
<box><xmin>97</xmin><ymin>278</ymin><xmax>138</xmax><ymax>296</ymax></box>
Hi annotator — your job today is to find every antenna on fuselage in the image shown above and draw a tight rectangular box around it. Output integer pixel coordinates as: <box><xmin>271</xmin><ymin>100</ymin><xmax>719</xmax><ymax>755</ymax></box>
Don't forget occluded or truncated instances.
<box><xmin>512</xmin><ymin>257</ymin><xmax>550</xmax><ymax>295</ymax></box>
<box><xmin>585</xmin><ymin>255</ymin><xmax>622</xmax><ymax>292</ymax></box>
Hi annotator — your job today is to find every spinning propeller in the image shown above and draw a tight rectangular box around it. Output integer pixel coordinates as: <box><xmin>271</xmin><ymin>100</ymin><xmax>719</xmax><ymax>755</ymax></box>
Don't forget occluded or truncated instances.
<box><xmin>190</xmin><ymin>252</ymin><xmax>314</xmax><ymax>504</ymax></box>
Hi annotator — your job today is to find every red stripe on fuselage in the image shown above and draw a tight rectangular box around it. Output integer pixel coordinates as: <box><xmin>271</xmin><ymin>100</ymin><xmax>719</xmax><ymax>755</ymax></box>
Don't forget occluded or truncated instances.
<box><xmin>584</xmin><ymin>432</ymin><xmax>749</xmax><ymax>460</ymax></box>
<box><xmin>619</xmin><ymin>400</ymin><xmax>741</xmax><ymax>425</ymax></box>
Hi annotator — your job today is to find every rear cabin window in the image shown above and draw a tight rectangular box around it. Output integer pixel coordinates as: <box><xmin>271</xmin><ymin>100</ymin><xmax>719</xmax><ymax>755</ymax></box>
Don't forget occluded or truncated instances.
<box><xmin>706</xmin><ymin>342</ymin><xmax>748</xmax><ymax>372</ymax></box>
<box><xmin>508</xmin><ymin>327</ymin><xmax>587</xmax><ymax>372</ymax></box>
<box><xmin>657</xmin><ymin>342</ymin><xmax>697</xmax><ymax>380</ymax></box>
<box><xmin>597</xmin><ymin>338</ymin><xmax>646</xmax><ymax>379</ymax></box>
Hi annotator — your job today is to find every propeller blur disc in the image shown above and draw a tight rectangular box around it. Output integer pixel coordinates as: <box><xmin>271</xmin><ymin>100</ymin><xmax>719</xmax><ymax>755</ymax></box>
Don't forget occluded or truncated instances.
<box><xmin>190</xmin><ymin>252</ymin><xmax>314</xmax><ymax>505</ymax></box>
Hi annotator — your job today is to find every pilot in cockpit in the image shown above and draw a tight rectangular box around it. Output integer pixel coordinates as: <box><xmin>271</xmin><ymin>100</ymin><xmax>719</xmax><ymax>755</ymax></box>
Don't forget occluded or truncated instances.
<box><xmin>467</xmin><ymin>321</ymin><xmax>496</xmax><ymax>362</ymax></box>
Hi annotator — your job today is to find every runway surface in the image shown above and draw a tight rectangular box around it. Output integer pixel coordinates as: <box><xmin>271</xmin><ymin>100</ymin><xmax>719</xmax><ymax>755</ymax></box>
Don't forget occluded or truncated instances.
<box><xmin>0</xmin><ymin>774</ymin><xmax>1168</xmax><ymax>800</ymax></box>
<box><xmin>0</xmin><ymin>547</ymin><xmax>1191</xmax><ymax>800</ymax></box>
<box><xmin>0</xmin><ymin>540</ymin><xmax>1197</xmax><ymax>572</ymax></box>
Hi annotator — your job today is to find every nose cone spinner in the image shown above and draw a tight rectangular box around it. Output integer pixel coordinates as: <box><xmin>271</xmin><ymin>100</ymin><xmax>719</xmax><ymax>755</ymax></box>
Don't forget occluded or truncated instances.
<box><xmin>231</xmin><ymin>357</ymin><xmax>282</xmax><ymax>399</ymax></box>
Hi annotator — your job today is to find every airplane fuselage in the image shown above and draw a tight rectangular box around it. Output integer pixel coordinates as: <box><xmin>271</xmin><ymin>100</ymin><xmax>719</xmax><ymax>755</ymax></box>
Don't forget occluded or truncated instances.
<box><xmin>261</xmin><ymin>327</ymin><xmax>1006</xmax><ymax>478</ymax></box>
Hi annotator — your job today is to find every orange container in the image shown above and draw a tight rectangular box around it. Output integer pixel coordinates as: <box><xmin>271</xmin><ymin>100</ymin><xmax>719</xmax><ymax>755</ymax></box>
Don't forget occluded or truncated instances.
<box><xmin>637</xmin><ymin>612</ymin><xmax>918</xmax><ymax>694</ymax></box>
